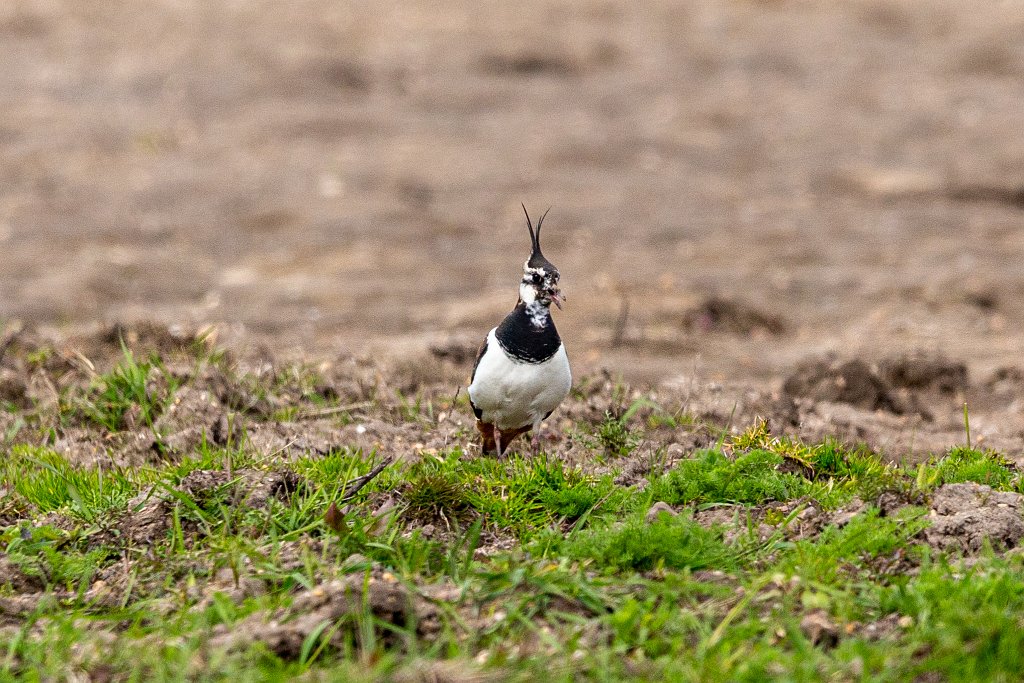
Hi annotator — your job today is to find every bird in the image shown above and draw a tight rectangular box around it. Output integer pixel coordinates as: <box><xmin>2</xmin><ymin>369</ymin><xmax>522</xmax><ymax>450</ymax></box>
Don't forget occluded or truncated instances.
<box><xmin>468</xmin><ymin>205</ymin><xmax>572</xmax><ymax>456</ymax></box>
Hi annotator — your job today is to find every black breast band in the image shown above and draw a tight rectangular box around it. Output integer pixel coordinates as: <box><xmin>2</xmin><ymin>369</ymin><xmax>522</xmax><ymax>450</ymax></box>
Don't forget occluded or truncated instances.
<box><xmin>494</xmin><ymin>303</ymin><xmax>561</xmax><ymax>363</ymax></box>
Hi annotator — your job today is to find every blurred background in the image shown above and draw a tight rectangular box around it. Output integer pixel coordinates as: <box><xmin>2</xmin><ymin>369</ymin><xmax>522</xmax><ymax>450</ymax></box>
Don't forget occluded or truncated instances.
<box><xmin>2</xmin><ymin>0</ymin><xmax>1023</xmax><ymax>385</ymax></box>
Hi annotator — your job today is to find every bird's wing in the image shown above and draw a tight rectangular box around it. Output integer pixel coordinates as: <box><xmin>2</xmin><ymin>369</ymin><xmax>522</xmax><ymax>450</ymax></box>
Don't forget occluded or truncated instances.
<box><xmin>468</xmin><ymin>335</ymin><xmax>488</xmax><ymax>419</ymax></box>
<box><xmin>469</xmin><ymin>336</ymin><xmax>488</xmax><ymax>384</ymax></box>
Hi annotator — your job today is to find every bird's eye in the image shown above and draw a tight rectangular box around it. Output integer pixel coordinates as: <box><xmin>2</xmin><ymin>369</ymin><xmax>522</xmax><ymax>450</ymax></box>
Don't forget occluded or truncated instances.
<box><xmin>531</xmin><ymin>273</ymin><xmax>542</xmax><ymax>284</ymax></box>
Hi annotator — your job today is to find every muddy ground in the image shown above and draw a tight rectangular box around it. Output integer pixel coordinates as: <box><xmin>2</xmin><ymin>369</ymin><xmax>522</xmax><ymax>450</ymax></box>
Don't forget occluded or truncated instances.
<box><xmin>2</xmin><ymin>0</ymin><xmax>1024</xmax><ymax>460</ymax></box>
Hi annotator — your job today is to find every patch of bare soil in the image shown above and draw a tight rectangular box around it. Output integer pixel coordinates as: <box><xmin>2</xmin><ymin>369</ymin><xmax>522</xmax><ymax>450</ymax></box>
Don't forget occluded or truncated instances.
<box><xmin>924</xmin><ymin>483</ymin><xmax>1024</xmax><ymax>554</ymax></box>
<box><xmin>878</xmin><ymin>353</ymin><xmax>969</xmax><ymax>395</ymax></box>
<box><xmin>117</xmin><ymin>469</ymin><xmax>303</xmax><ymax>547</ymax></box>
<box><xmin>783</xmin><ymin>358</ymin><xmax>915</xmax><ymax>416</ymax></box>
<box><xmin>684</xmin><ymin>298</ymin><xmax>787</xmax><ymax>336</ymax></box>
<box><xmin>210</xmin><ymin>571</ymin><xmax>455</xmax><ymax>658</ymax></box>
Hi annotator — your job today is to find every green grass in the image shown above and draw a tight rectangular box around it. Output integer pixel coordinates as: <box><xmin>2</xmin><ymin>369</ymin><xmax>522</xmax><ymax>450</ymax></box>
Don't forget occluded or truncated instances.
<box><xmin>6</xmin><ymin>355</ymin><xmax>1024</xmax><ymax>681</ymax></box>
<box><xmin>76</xmin><ymin>344</ymin><xmax>181</xmax><ymax>432</ymax></box>
<box><xmin>562</xmin><ymin>510</ymin><xmax>737</xmax><ymax>572</ymax></box>
<box><xmin>1</xmin><ymin>445</ymin><xmax>143</xmax><ymax>521</ymax></box>
<box><xmin>914</xmin><ymin>446</ymin><xmax>1018</xmax><ymax>491</ymax></box>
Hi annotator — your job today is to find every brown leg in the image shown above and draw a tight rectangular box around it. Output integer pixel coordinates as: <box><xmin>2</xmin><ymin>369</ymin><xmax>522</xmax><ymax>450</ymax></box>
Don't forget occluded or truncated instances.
<box><xmin>494</xmin><ymin>424</ymin><xmax>503</xmax><ymax>457</ymax></box>
<box><xmin>476</xmin><ymin>420</ymin><xmax>497</xmax><ymax>454</ymax></box>
<box><xmin>496</xmin><ymin>425</ymin><xmax>532</xmax><ymax>457</ymax></box>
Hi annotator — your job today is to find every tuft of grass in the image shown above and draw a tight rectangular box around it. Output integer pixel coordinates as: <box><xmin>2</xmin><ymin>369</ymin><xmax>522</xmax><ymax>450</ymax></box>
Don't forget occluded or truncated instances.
<box><xmin>564</xmin><ymin>510</ymin><xmax>736</xmax><ymax>572</ymax></box>
<box><xmin>1</xmin><ymin>445</ymin><xmax>140</xmax><ymax>520</ymax></box>
<box><xmin>649</xmin><ymin>449</ymin><xmax>816</xmax><ymax>507</ymax></box>
<box><xmin>1</xmin><ymin>524</ymin><xmax>114</xmax><ymax>591</ymax></box>
<box><xmin>74</xmin><ymin>344</ymin><xmax>179</xmax><ymax>432</ymax></box>
<box><xmin>391</xmin><ymin>450</ymin><xmax>618</xmax><ymax>539</ymax></box>
<box><xmin>594</xmin><ymin>410</ymin><xmax>639</xmax><ymax>457</ymax></box>
<box><xmin>728</xmin><ymin>423</ymin><xmax>905</xmax><ymax>505</ymax></box>
<box><xmin>774</xmin><ymin>506</ymin><xmax>929</xmax><ymax>585</ymax></box>
<box><xmin>914</xmin><ymin>447</ymin><xmax>1017</xmax><ymax>491</ymax></box>
<box><xmin>401</xmin><ymin>472</ymin><xmax>475</xmax><ymax>526</ymax></box>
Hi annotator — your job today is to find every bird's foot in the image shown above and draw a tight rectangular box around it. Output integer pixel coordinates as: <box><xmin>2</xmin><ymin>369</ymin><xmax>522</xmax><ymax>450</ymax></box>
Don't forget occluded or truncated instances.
<box><xmin>494</xmin><ymin>425</ymin><xmax>503</xmax><ymax>459</ymax></box>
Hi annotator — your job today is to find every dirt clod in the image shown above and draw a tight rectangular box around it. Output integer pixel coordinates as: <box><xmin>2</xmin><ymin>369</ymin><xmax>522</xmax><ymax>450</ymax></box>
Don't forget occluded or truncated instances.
<box><xmin>211</xmin><ymin>572</ymin><xmax>446</xmax><ymax>657</ymax></box>
<box><xmin>644</xmin><ymin>502</ymin><xmax>677</xmax><ymax>523</ymax></box>
<box><xmin>878</xmin><ymin>353</ymin><xmax>969</xmax><ymax>394</ymax></box>
<box><xmin>925</xmin><ymin>483</ymin><xmax>1024</xmax><ymax>554</ymax></box>
<box><xmin>827</xmin><ymin>498</ymin><xmax>866</xmax><ymax>528</ymax></box>
<box><xmin>800</xmin><ymin>610</ymin><xmax>840</xmax><ymax>648</ymax></box>
<box><xmin>0</xmin><ymin>557</ymin><xmax>47</xmax><ymax>594</ymax></box>
<box><xmin>179</xmin><ymin>469</ymin><xmax>303</xmax><ymax>508</ymax></box>
<box><xmin>0</xmin><ymin>369</ymin><xmax>30</xmax><ymax>408</ymax></box>
<box><xmin>783</xmin><ymin>358</ymin><xmax>910</xmax><ymax>415</ymax></box>
<box><xmin>684</xmin><ymin>298</ymin><xmax>787</xmax><ymax>336</ymax></box>
<box><xmin>153</xmin><ymin>387</ymin><xmax>236</xmax><ymax>453</ymax></box>
<box><xmin>99</xmin><ymin>321</ymin><xmax>196</xmax><ymax>356</ymax></box>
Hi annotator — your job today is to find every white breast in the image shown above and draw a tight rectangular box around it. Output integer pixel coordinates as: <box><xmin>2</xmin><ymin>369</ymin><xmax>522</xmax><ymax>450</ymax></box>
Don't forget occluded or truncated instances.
<box><xmin>468</xmin><ymin>328</ymin><xmax>571</xmax><ymax>431</ymax></box>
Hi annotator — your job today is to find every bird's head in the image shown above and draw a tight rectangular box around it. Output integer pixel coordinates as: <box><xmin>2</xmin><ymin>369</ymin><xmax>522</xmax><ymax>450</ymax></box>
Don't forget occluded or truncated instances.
<box><xmin>519</xmin><ymin>204</ymin><xmax>564</xmax><ymax>310</ymax></box>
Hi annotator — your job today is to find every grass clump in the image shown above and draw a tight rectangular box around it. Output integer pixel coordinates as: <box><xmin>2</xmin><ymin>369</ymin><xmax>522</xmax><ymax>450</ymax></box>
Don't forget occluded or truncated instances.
<box><xmin>1</xmin><ymin>445</ymin><xmax>140</xmax><ymax>520</ymax></box>
<box><xmin>881</xmin><ymin>561</ymin><xmax>1024</xmax><ymax>679</ymax></box>
<box><xmin>775</xmin><ymin>506</ymin><xmax>929</xmax><ymax>584</ymax></box>
<box><xmin>729</xmin><ymin>422</ymin><xmax>903</xmax><ymax>505</ymax></box>
<box><xmin>564</xmin><ymin>511</ymin><xmax>736</xmax><ymax>572</ymax></box>
<box><xmin>914</xmin><ymin>447</ymin><xmax>1017</xmax><ymax>491</ymax></box>
<box><xmin>75</xmin><ymin>344</ymin><xmax>179</xmax><ymax>432</ymax></box>
<box><xmin>649</xmin><ymin>449</ymin><xmax>813</xmax><ymax>507</ymax></box>
<box><xmin>580</xmin><ymin>398</ymin><xmax>658</xmax><ymax>458</ymax></box>
<box><xmin>470</xmin><ymin>456</ymin><xmax>616</xmax><ymax>536</ymax></box>
<box><xmin>401</xmin><ymin>471</ymin><xmax>476</xmax><ymax>526</ymax></box>
<box><xmin>2</xmin><ymin>524</ymin><xmax>114</xmax><ymax>591</ymax></box>
<box><xmin>593</xmin><ymin>410</ymin><xmax>640</xmax><ymax>457</ymax></box>
<box><xmin>393</xmin><ymin>450</ymin><xmax>616</xmax><ymax>538</ymax></box>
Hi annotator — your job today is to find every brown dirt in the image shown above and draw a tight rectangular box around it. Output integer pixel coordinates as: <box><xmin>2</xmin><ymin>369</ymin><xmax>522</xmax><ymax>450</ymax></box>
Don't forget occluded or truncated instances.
<box><xmin>210</xmin><ymin>571</ymin><xmax>454</xmax><ymax>658</ymax></box>
<box><xmin>1</xmin><ymin>320</ymin><xmax>1022</xmax><ymax>477</ymax></box>
<box><xmin>924</xmin><ymin>482</ymin><xmax>1024</xmax><ymax>554</ymax></box>
<box><xmin>783</xmin><ymin>357</ymin><xmax>915</xmax><ymax>416</ymax></box>
<box><xmin>115</xmin><ymin>468</ymin><xmax>304</xmax><ymax>547</ymax></box>
<box><xmin>2</xmin><ymin>0</ymin><xmax>1024</xmax><ymax>462</ymax></box>
<box><xmin>683</xmin><ymin>297</ymin><xmax>787</xmax><ymax>336</ymax></box>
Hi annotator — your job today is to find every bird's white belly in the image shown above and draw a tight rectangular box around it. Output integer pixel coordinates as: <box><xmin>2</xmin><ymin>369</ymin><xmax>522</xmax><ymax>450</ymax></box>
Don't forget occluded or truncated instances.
<box><xmin>468</xmin><ymin>329</ymin><xmax>571</xmax><ymax>430</ymax></box>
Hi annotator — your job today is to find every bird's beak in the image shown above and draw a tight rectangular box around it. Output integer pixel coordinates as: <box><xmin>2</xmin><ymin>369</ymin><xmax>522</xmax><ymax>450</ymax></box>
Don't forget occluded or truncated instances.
<box><xmin>549</xmin><ymin>289</ymin><xmax>565</xmax><ymax>310</ymax></box>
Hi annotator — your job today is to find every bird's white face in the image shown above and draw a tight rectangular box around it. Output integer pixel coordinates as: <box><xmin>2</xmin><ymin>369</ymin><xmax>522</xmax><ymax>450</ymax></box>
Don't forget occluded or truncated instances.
<box><xmin>520</xmin><ymin>263</ymin><xmax>563</xmax><ymax>309</ymax></box>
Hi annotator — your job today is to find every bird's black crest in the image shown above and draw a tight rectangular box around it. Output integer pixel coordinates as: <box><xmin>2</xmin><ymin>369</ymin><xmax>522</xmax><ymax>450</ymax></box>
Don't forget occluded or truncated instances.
<box><xmin>522</xmin><ymin>204</ymin><xmax>556</xmax><ymax>272</ymax></box>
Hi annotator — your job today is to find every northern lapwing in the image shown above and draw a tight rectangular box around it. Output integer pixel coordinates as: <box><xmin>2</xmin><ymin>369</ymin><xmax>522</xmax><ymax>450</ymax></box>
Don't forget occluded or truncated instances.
<box><xmin>468</xmin><ymin>205</ymin><xmax>572</xmax><ymax>455</ymax></box>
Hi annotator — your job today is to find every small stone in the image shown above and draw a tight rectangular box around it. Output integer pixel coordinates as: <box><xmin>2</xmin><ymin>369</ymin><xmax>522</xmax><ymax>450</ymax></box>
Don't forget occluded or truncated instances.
<box><xmin>800</xmin><ymin>610</ymin><xmax>840</xmax><ymax>648</ymax></box>
<box><xmin>666</xmin><ymin>444</ymin><xmax>686</xmax><ymax>458</ymax></box>
<box><xmin>645</xmin><ymin>502</ymin><xmax>677</xmax><ymax>523</ymax></box>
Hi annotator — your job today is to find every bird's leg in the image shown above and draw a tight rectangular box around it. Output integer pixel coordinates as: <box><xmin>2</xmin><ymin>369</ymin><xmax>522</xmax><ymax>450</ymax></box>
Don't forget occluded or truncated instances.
<box><xmin>493</xmin><ymin>424</ymin><xmax>503</xmax><ymax>458</ymax></box>
<box><xmin>531</xmin><ymin>420</ymin><xmax>543</xmax><ymax>456</ymax></box>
